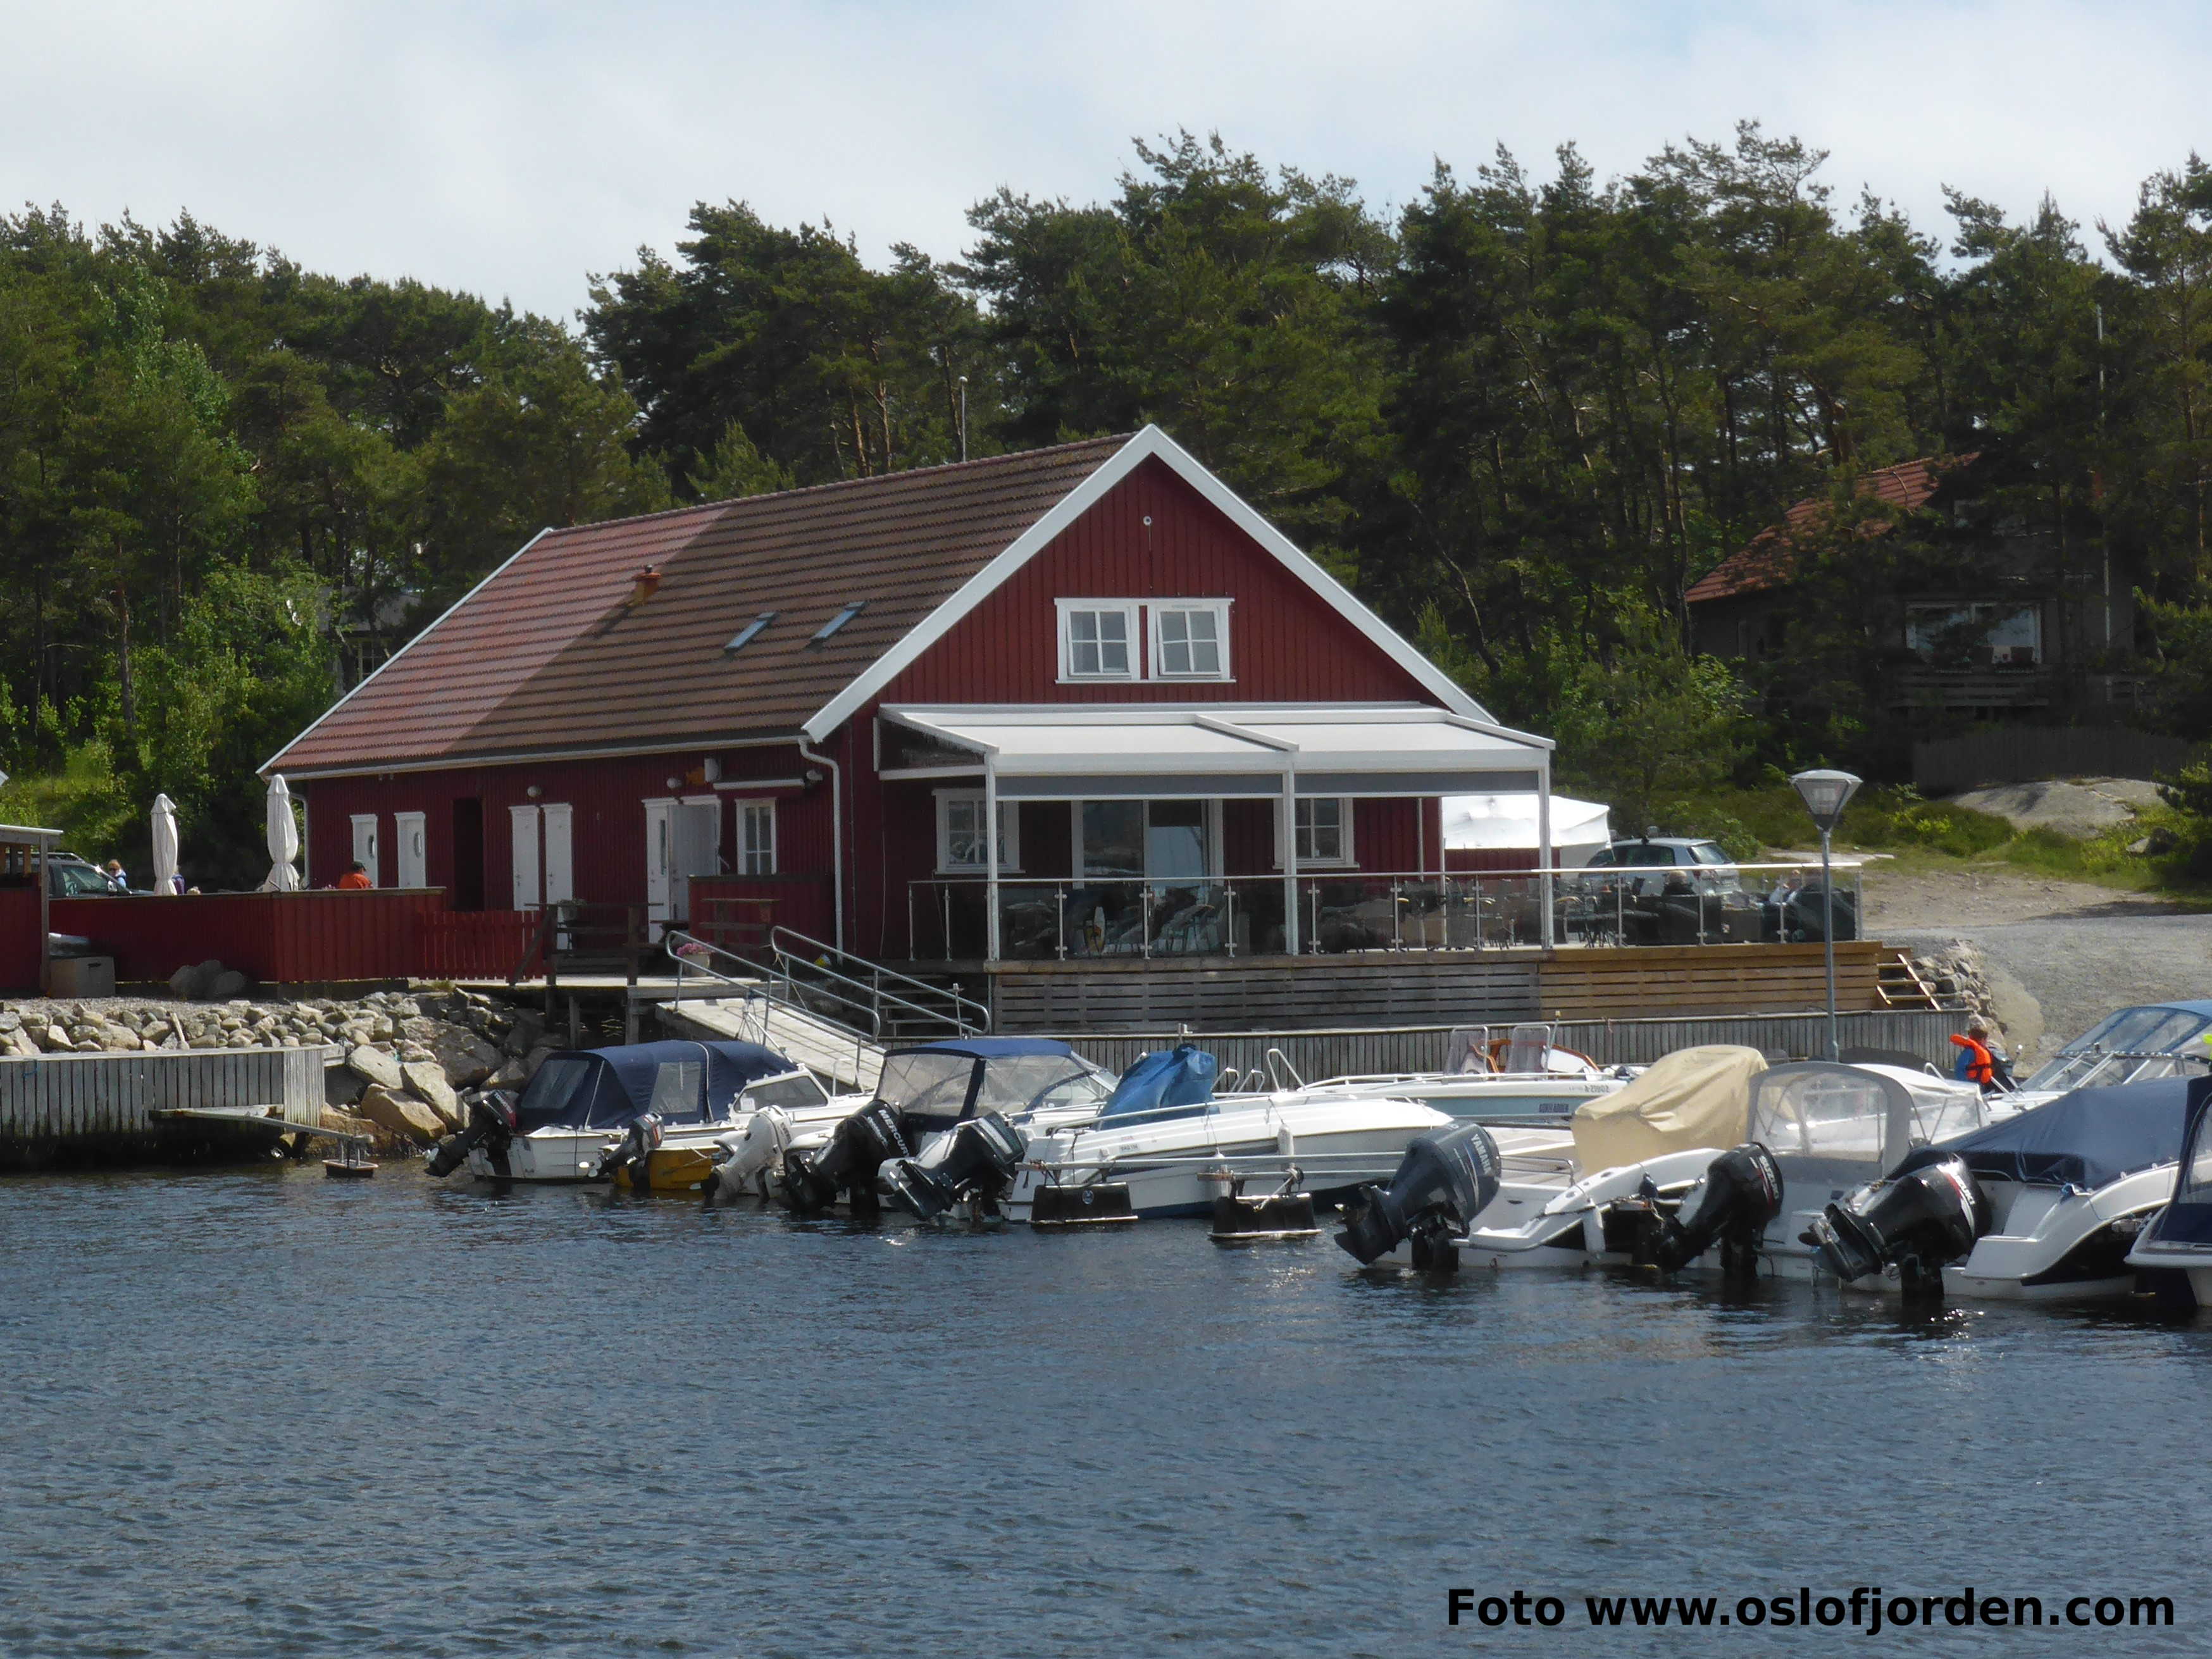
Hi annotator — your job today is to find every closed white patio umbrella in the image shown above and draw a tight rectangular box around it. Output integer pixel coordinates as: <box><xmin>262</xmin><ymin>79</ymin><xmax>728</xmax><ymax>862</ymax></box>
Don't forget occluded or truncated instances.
<box><xmin>263</xmin><ymin>774</ymin><xmax>301</xmax><ymax>892</ymax></box>
<box><xmin>151</xmin><ymin>793</ymin><xmax>180</xmax><ymax>893</ymax></box>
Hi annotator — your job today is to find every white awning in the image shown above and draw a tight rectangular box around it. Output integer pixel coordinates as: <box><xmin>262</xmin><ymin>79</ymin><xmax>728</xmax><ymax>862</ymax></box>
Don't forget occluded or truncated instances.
<box><xmin>1443</xmin><ymin>793</ymin><xmax>1611</xmax><ymax>854</ymax></box>
<box><xmin>881</xmin><ymin>704</ymin><xmax>1551</xmax><ymax>799</ymax></box>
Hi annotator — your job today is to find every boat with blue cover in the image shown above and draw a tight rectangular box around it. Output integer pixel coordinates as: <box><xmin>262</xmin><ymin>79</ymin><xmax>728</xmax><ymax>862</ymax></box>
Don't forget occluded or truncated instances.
<box><xmin>428</xmin><ymin>1039</ymin><xmax>805</xmax><ymax>1183</ymax></box>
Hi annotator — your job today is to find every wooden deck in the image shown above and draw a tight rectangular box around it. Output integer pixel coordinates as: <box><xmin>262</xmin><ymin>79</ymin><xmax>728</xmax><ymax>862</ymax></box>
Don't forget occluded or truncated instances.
<box><xmin>982</xmin><ymin>941</ymin><xmax>1885</xmax><ymax>1033</ymax></box>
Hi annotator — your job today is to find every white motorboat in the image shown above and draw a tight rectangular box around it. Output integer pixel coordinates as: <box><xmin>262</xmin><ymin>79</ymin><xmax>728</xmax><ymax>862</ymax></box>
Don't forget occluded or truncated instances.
<box><xmin>2001</xmin><ymin>1000</ymin><xmax>2212</xmax><ymax>1111</ymax></box>
<box><xmin>602</xmin><ymin>1067</ymin><xmax>861</xmax><ymax>1194</ymax></box>
<box><xmin>1220</xmin><ymin>1022</ymin><xmax>1629</xmax><ymax>1125</ymax></box>
<box><xmin>1011</xmin><ymin>1042</ymin><xmax>1454</xmax><ymax>1221</ymax></box>
<box><xmin>2124</xmin><ymin>1076</ymin><xmax>2212</xmax><ymax>1302</ymax></box>
<box><xmin>1814</xmin><ymin>1075</ymin><xmax>2199</xmax><ymax>1302</ymax></box>
<box><xmin>425</xmin><ymin>1038</ymin><xmax>803</xmax><ymax>1183</ymax></box>
<box><xmin>773</xmin><ymin>1038</ymin><xmax>1118</xmax><ymax>1214</ymax></box>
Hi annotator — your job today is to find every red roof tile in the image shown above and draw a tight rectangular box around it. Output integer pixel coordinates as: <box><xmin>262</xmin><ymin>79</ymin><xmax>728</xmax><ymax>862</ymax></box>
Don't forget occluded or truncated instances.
<box><xmin>1684</xmin><ymin>455</ymin><xmax>1972</xmax><ymax>604</ymax></box>
<box><xmin>270</xmin><ymin>435</ymin><xmax>1130</xmax><ymax>775</ymax></box>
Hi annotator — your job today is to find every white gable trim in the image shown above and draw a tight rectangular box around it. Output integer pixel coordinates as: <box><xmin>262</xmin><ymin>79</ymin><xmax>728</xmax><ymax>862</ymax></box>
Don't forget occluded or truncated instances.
<box><xmin>802</xmin><ymin>426</ymin><xmax>1491</xmax><ymax>740</ymax></box>
<box><xmin>258</xmin><ymin>526</ymin><xmax>557</xmax><ymax>776</ymax></box>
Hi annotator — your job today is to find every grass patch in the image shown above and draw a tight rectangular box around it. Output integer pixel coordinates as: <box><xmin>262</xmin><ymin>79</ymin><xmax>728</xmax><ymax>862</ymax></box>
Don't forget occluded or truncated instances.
<box><xmin>0</xmin><ymin>743</ymin><xmax>140</xmax><ymax>864</ymax></box>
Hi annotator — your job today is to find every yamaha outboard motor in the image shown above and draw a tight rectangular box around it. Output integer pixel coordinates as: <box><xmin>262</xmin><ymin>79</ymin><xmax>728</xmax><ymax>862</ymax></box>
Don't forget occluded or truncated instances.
<box><xmin>425</xmin><ymin>1090</ymin><xmax>518</xmax><ymax>1179</ymax></box>
<box><xmin>881</xmin><ymin>1112</ymin><xmax>1025</xmax><ymax>1224</ymax></box>
<box><xmin>1334</xmin><ymin>1123</ymin><xmax>1502</xmax><ymax>1271</ymax></box>
<box><xmin>702</xmin><ymin>1107</ymin><xmax>795</xmax><ymax>1205</ymax></box>
<box><xmin>780</xmin><ymin>1100</ymin><xmax>909</xmax><ymax>1214</ymax></box>
<box><xmin>1805</xmin><ymin>1153</ymin><xmax>1990</xmax><ymax>1301</ymax></box>
<box><xmin>1641</xmin><ymin>1143</ymin><xmax>1784</xmax><ymax>1279</ymax></box>
<box><xmin>597</xmin><ymin>1112</ymin><xmax>662</xmax><ymax>1190</ymax></box>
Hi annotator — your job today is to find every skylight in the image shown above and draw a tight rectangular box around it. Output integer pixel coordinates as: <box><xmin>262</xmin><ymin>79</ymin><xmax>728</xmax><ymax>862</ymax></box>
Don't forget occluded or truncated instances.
<box><xmin>809</xmin><ymin>601</ymin><xmax>867</xmax><ymax>647</ymax></box>
<box><xmin>723</xmin><ymin>612</ymin><xmax>777</xmax><ymax>656</ymax></box>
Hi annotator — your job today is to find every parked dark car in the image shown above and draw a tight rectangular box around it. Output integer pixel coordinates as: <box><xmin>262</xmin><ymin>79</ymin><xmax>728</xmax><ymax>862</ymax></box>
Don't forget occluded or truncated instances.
<box><xmin>1571</xmin><ymin>837</ymin><xmax>1762</xmax><ymax>945</ymax></box>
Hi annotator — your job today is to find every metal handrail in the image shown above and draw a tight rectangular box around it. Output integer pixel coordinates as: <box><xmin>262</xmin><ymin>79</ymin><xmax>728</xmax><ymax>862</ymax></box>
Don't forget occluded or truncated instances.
<box><xmin>767</xmin><ymin>925</ymin><xmax>991</xmax><ymax>1038</ymax></box>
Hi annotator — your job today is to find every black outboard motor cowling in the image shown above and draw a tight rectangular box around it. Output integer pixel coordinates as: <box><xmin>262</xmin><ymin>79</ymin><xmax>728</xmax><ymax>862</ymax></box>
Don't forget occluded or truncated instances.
<box><xmin>1648</xmin><ymin>1142</ymin><xmax>1784</xmax><ymax>1277</ymax></box>
<box><xmin>425</xmin><ymin>1090</ymin><xmax>518</xmax><ymax>1179</ymax></box>
<box><xmin>1334</xmin><ymin>1123</ymin><xmax>1502</xmax><ymax>1269</ymax></box>
<box><xmin>1805</xmin><ymin>1153</ymin><xmax>1990</xmax><ymax>1301</ymax></box>
<box><xmin>780</xmin><ymin>1100</ymin><xmax>909</xmax><ymax>1214</ymax></box>
<box><xmin>881</xmin><ymin>1112</ymin><xmax>1025</xmax><ymax>1223</ymax></box>
<box><xmin>598</xmin><ymin>1112</ymin><xmax>663</xmax><ymax>1188</ymax></box>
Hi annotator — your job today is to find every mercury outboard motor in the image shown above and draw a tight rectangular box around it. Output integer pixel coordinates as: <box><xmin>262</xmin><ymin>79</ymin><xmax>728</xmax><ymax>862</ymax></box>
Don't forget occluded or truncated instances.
<box><xmin>1334</xmin><ymin>1122</ymin><xmax>1502</xmax><ymax>1270</ymax></box>
<box><xmin>425</xmin><ymin>1090</ymin><xmax>518</xmax><ymax>1179</ymax></box>
<box><xmin>597</xmin><ymin>1112</ymin><xmax>662</xmax><ymax>1190</ymax></box>
<box><xmin>881</xmin><ymin>1112</ymin><xmax>1025</xmax><ymax>1224</ymax></box>
<box><xmin>1805</xmin><ymin>1153</ymin><xmax>1990</xmax><ymax>1301</ymax></box>
<box><xmin>1641</xmin><ymin>1142</ymin><xmax>1784</xmax><ymax>1279</ymax></box>
<box><xmin>780</xmin><ymin>1100</ymin><xmax>909</xmax><ymax>1214</ymax></box>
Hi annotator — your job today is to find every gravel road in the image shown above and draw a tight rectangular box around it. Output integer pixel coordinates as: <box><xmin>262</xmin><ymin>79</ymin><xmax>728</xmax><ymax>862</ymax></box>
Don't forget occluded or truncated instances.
<box><xmin>1869</xmin><ymin>866</ymin><xmax>2212</xmax><ymax>1064</ymax></box>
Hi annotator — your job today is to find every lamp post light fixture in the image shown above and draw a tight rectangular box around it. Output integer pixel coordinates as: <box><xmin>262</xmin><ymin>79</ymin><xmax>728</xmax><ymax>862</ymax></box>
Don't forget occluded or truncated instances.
<box><xmin>1790</xmin><ymin>768</ymin><xmax>1861</xmax><ymax>1060</ymax></box>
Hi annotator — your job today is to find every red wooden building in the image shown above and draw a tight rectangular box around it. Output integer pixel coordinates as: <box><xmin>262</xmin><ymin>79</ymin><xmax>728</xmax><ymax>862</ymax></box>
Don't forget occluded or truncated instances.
<box><xmin>264</xmin><ymin>428</ymin><xmax>1558</xmax><ymax>974</ymax></box>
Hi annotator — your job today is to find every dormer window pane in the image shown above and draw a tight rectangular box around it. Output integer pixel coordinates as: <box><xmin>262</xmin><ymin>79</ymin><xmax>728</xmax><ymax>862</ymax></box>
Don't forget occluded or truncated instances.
<box><xmin>1062</xmin><ymin>605</ymin><xmax>1133</xmax><ymax>678</ymax></box>
<box><xmin>1150</xmin><ymin>601</ymin><xmax>1229</xmax><ymax>679</ymax></box>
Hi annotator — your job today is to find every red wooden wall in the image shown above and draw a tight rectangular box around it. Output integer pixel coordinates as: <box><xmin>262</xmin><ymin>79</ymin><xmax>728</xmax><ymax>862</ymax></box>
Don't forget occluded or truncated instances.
<box><xmin>0</xmin><ymin>886</ymin><xmax>40</xmax><ymax>992</ymax></box>
<box><xmin>880</xmin><ymin>457</ymin><xmax>1434</xmax><ymax>707</ymax></box>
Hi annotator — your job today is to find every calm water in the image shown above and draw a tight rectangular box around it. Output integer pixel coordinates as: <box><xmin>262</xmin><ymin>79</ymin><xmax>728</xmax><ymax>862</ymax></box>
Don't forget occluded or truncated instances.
<box><xmin>1</xmin><ymin>1164</ymin><xmax>2206</xmax><ymax>1657</ymax></box>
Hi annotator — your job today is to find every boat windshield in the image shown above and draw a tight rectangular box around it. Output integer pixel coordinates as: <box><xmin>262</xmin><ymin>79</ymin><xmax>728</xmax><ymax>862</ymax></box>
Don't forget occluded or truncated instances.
<box><xmin>2025</xmin><ymin>1006</ymin><xmax>2212</xmax><ymax>1093</ymax></box>
<box><xmin>876</xmin><ymin>1052</ymin><xmax>979</xmax><ymax>1119</ymax></box>
<box><xmin>974</xmin><ymin>1055</ymin><xmax>1115</xmax><ymax>1119</ymax></box>
<box><xmin>738</xmin><ymin>1071</ymin><xmax>831</xmax><ymax>1113</ymax></box>
<box><xmin>647</xmin><ymin>1060</ymin><xmax>704</xmax><ymax>1123</ymax></box>
<box><xmin>1748</xmin><ymin>1067</ymin><xmax>1907</xmax><ymax>1190</ymax></box>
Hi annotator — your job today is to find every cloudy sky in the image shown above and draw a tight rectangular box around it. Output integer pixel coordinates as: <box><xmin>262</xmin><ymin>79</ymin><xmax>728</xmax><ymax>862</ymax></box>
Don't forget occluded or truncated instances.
<box><xmin>4</xmin><ymin>1</ymin><xmax>2202</xmax><ymax>321</ymax></box>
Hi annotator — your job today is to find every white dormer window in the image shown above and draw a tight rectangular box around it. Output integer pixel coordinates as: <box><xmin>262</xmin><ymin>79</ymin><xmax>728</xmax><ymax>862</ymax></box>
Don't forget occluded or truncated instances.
<box><xmin>1151</xmin><ymin>600</ymin><xmax>1230</xmax><ymax>680</ymax></box>
<box><xmin>1057</xmin><ymin>600</ymin><xmax>1139</xmax><ymax>681</ymax></box>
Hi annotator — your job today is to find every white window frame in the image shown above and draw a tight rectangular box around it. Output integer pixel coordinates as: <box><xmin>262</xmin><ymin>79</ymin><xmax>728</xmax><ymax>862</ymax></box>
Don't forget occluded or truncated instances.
<box><xmin>937</xmin><ymin>790</ymin><xmax>1021</xmax><ymax>873</ymax></box>
<box><xmin>1275</xmin><ymin>797</ymin><xmax>1355</xmax><ymax>869</ymax></box>
<box><xmin>1055</xmin><ymin>599</ymin><xmax>1141</xmax><ymax>683</ymax></box>
<box><xmin>1148</xmin><ymin>599</ymin><xmax>1233</xmax><ymax>681</ymax></box>
<box><xmin>735</xmin><ymin>798</ymin><xmax>778</xmax><ymax>876</ymax></box>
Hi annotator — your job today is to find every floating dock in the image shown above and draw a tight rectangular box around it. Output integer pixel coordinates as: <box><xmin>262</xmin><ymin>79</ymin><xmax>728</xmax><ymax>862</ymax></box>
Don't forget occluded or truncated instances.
<box><xmin>0</xmin><ymin>1045</ymin><xmax>333</xmax><ymax>1172</ymax></box>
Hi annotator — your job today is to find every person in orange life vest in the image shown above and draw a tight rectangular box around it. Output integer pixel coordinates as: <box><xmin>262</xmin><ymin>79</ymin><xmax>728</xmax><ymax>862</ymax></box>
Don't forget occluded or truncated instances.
<box><xmin>1950</xmin><ymin>1019</ymin><xmax>2012</xmax><ymax>1092</ymax></box>
<box><xmin>333</xmin><ymin>861</ymin><xmax>373</xmax><ymax>891</ymax></box>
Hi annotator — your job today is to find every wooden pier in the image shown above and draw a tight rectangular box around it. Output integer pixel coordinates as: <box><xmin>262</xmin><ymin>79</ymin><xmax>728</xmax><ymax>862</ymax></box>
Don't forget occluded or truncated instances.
<box><xmin>0</xmin><ymin>1045</ymin><xmax>333</xmax><ymax>1172</ymax></box>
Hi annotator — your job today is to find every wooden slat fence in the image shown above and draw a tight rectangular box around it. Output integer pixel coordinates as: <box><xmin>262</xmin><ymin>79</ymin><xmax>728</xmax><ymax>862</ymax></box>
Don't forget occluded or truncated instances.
<box><xmin>1913</xmin><ymin>726</ymin><xmax>2198</xmax><ymax>792</ymax></box>
<box><xmin>0</xmin><ymin>1045</ymin><xmax>333</xmax><ymax>1170</ymax></box>
<box><xmin>1535</xmin><ymin>942</ymin><xmax>1883</xmax><ymax>1021</ymax></box>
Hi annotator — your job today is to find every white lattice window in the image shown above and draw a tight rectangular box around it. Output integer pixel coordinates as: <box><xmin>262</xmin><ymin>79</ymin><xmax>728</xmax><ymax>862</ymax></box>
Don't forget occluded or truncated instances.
<box><xmin>1278</xmin><ymin>797</ymin><xmax>1353</xmax><ymax>867</ymax></box>
<box><xmin>937</xmin><ymin>793</ymin><xmax>1021</xmax><ymax>872</ymax></box>
<box><xmin>1057</xmin><ymin>600</ymin><xmax>1139</xmax><ymax>680</ymax></box>
<box><xmin>1150</xmin><ymin>600</ymin><xmax>1230</xmax><ymax>680</ymax></box>
<box><xmin>737</xmin><ymin>800</ymin><xmax>776</xmax><ymax>876</ymax></box>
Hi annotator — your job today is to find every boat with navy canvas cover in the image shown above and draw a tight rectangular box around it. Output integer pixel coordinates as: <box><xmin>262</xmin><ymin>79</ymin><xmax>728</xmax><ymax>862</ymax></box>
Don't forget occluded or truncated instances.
<box><xmin>443</xmin><ymin>1039</ymin><xmax>798</xmax><ymax>1183</ymax></box>
<box><xmin>2003</xmin><ymin>1002</ymin><xmax>2212</xmax><ymax>1110</ymax></box>
<box><xmin>2124</xmin><ymin>1075</ymin><xmax>2212</xmax><ymax>1303</ymax></box>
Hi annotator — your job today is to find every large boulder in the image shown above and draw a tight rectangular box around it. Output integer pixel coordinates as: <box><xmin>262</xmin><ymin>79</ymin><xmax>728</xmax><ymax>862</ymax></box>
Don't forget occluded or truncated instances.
<box><xmin>401</xmin><ymin>1060</ymin><xmax>463</xmax><ymax>1129</ymax></box>
<box><xmin>323</xmin><ymin>1066</ymin><xmax>368</xmax><ymax>1107</ymax></box>
<box><xmin>428</xmin><ymin>1026</ymin><xmax>504</xmax><ymax>1088</ymax></box>
<box><xmin>356</xmin><ymin>1084</ymin><xmax>444</xmax><ymax>1147</ymax></box>
<box><xmin>347</xmin><ymin>1045</ymin><xmax>404</xmax><ymax>1093</ymax></box>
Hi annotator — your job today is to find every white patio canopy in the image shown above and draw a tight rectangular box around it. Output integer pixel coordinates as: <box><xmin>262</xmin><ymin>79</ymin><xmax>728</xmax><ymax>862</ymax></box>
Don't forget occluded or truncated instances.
<box><xmin>881</xmin><ymin>704</ymin><xmax>1556</xmax><ymax>956</ymax></box>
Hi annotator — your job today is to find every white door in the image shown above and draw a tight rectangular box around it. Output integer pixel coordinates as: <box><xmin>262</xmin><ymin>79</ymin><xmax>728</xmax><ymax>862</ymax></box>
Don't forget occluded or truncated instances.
<box><xmin>509</xmin><ymin>804</ymin><xmax>541</xmax><ymax>910</ymax></box>
<box><xmin>350</xmin><ymin>815</ymin><xmax>380</xmax><ymax>886</ymax></box>
<box><xmin>541</xmin><ymin>805</ymin><xmax>574</xmax><ymax>907</ymax></box>
<box><xmin>643</xmin><ymin>799</ymin><xmax>675</xmax><ymax>928</ymax></box>
<box><xmin>672</xmin><ymin>798</ymin><xmax>721</xmax><ymax>926</ymax></box>
<box><xmin>394</xmin><ymin>811</ymin><xmax>426</xmax><ymax>888</ymax></box>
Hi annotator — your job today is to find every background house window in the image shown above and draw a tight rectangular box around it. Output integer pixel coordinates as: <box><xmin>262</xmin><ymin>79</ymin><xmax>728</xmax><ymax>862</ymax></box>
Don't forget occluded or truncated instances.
<box><xmin>1905</xmin><ymin>603</ymin><xmax>2042</xmax><ymax>666</ymax></box>
<box><xmin>1281</xmin><ymin>797</ymin><xmax>1352</xmax><ymax>866</ymax></box>
<box><xmin>737</xmin><ymin>800</ymin><xmax>776</xmax><ymax>875</ymax></box>
<box><xmin>938</xmin><ymin>793</ymin><xmax>1021</xmax><ymax>871</ymax></box>
<box><xmin>1059</xmin><ymin>601</ymin><xmax>1138</xmax><ymax>679</ymax></box>
<box><xmin>1151</xmin><ymin>601</ymin><xmax>1229</xmax><ymax>678</ymax></box>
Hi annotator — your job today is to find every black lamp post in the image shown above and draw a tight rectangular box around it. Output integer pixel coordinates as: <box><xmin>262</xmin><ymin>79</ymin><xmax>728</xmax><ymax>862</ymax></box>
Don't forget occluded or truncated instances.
<box><xmin>1790</xmin><ymin>768</ymin><xmax>1861</xmax><ymax>1060</ymax></box>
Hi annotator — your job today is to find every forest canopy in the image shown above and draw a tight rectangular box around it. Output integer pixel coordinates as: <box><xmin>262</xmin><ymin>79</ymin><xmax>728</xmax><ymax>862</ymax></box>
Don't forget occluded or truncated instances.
<box><xmin>6</xmin><ymin>125</ymin><xmax>2212</xmax><ymax>880</ymax></box>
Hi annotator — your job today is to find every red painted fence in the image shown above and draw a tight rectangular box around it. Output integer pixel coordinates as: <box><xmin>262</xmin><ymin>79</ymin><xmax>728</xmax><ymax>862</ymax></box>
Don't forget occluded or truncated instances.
<box><xmin>0</xmin><ymin>889</ymin><xmax>547</xmax><ymax>991</ymax></box>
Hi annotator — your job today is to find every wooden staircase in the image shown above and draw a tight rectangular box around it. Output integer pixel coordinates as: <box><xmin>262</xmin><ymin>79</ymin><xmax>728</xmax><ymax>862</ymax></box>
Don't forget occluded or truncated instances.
<box><xmin>1875</xmin><ymin>948</ymin><xmax>1951</xmax><ymax>1010</ymax></box>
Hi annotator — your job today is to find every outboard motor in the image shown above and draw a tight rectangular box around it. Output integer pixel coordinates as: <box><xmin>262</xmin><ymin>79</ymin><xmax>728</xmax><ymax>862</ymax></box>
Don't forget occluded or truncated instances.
<box><xmin>780</xmin><ymin>1100</ymin><xmax>909</xmax><ymax>1214</ymax></box>
<box><xmin>597</xmin><ymin>1113</ymin><xmax>662</xmax><ymax>1190</ymax></box>
<box><xmin>1805</xmin><ymin>1153</ymin><xmax>1991</xmax><ymax>1301</ymax></box>
<box><xmin>425</xmin><ymin>1090</ymin><xmax>518</xmax><ymax>1179</ymax></box>
<box><xmin>702</xmin><ymin>1107</ymin><xmax>795</xmax><ymax>1205</ymax></box>
<box><xmin>1334</xmin><ymin>1123</ymin><xmax>1502</xmax><ymax>1271</ymax></box>
<box><xmin>881</xmin><ymin>1112</ymin><xmax>1025</xmax><ymax>1224</ymax></box>
<box><xmin>1639</xmin><ymin>1143</ymin><xmax>1784</xmax><ymax>1279</ymax></box>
